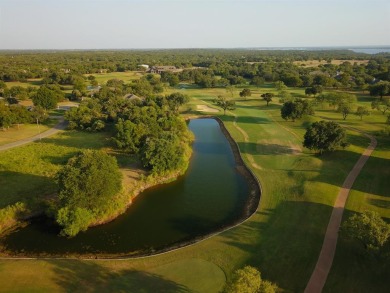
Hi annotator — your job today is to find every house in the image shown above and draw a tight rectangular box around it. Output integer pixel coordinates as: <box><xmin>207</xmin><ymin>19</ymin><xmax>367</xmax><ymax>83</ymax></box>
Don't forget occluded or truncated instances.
<box><xmin>148</xmin><ymin>66</ymin><xmax>182</xmax><ymax>74</ymax></box>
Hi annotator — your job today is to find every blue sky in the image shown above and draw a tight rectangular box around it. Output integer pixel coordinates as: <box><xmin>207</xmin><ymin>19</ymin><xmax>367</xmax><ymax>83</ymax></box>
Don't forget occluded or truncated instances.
<box><xmin>0</xmin><ymin>0</ymin><xmax>389</xmax><ymax>49</ymax></box>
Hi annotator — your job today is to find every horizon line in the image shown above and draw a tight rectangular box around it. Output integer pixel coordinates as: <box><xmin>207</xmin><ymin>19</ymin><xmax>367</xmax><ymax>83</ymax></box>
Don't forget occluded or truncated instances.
<box><xmin>1</xmin><ymin>45</ymin><xmax>390</xmax><ymax>51</ymax></box>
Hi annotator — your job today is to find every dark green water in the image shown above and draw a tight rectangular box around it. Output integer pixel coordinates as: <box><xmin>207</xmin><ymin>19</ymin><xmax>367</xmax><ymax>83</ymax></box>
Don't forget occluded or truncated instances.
<box><xmin>1</xmin><ymin>119</ymin><xmax>253</xmax><ymax>257</ymax></box>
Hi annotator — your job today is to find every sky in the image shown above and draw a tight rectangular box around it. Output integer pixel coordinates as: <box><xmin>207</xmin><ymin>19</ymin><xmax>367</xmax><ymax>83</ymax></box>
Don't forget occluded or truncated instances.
<box><xmin>0</xmin><ymin>0</ymin><xmax>389</xmax><ymax>49</ymax></box>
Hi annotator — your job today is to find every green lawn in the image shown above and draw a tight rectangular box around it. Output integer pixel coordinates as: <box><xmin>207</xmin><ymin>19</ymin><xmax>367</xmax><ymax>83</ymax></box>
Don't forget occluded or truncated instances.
<box><xmin>0</xmin><ymin>83</ymin><xmax>388</xmax><ymax>292</ymax></box>
<box><xmin>5</xmin><ymin>79</ymin><xmax>41</xmax><ymax>89</ymax></box>
<box><xmin>0</xmin><ymin>119</ymin><xmax>57</xmax><ymax>146</ymax></box>
<box><xmin>86</xmin><ymin>71</ymin><xmax>145</xmax><ymax>85</ymax></box>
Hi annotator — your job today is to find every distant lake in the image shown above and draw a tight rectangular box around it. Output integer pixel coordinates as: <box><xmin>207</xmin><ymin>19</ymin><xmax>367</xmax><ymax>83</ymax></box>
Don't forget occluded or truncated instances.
<box><xmin>349</xmin><ymin>48</ymin><xmax>390</xmax><ymax>54</ymax></box>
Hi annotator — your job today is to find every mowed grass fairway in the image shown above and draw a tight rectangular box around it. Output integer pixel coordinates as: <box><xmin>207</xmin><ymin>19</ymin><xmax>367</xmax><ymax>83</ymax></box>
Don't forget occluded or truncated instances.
<box><xmin>0</xmin><ymin>83</ymin><xmax>389</xmax><ymax>292</ymax></box>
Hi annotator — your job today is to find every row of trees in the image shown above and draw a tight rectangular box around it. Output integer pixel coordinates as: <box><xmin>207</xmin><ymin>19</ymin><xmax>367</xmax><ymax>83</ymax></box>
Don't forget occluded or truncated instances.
<box><xmin>1</xmin><ymin>49</ymin><xmax>378</xmax><ymax>82</ymax></box>
<box><xmin>0</xmin><ymin>102</ymin><xmax>48</xmax><ymax>130</ymax></box>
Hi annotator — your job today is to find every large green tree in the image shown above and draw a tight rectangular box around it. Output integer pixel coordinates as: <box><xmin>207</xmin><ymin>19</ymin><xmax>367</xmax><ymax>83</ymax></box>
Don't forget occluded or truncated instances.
<box><xmin>32</xmin><ymin>85</ymin><xmax>64</xmax><ymax>110</ymax></box>
<box><xmin>55</xmin><ymin>150</ymin><xmax>122</xmax><ymax>237</ymax></box>
<box><xmin>113</xmin><ymin>118</ymin><xmax>147</xmax><ymax>153</ymax></box>
<box><xmin>343</xmin><ymin>211</ymin><xmax>390</xmax><ymax>252</ymax></box>
<box><xmin>281</xmin><ymin>99</ymin><xmax>314</xmax><ymax>121</ymax></box>
<box><xmin>354</xmin><ymin>106</ymin><xmax>370</xmax><ymax>120</ymax></box>
<box><xmin>214</xmin><ymin>95</ymin><xmax>235</xmax><ymax>115</ymax></box>
<box><xmin>261</xmin><ymin>93</ymin><xmax>274</xmax><ymax>106</ymax></box>
<box><xmin>369</xmin><ymin>81</ymin><xmax>390</xmax><ymax>100</ymax></box>
<box><xmin>371</xmin><ymin>98</ymin><xmax>390</xmax><ymax>115</ymax></box>
<box><xmin>303</xmin><ymin>121</ymin><xmax>348</xmax><ymax>154</ymax></box>
<box><xmin>140</xmin><ymin>132</ymin><xmax>188</xmax><ymax>175</ymax></box>
<box><xmin>166</xmin><ymin>92</ymin><xmax>189</xmax><ymax>112</ymax></box>
<box><xmin>337</xmin><ymin>102</ymin><xmax>353</xmax><ymax>120</ymax></box>
<box><xmin>239</xmin><ymin>88</ymin><xmax>252</xmax><ymax>99</ymax></box>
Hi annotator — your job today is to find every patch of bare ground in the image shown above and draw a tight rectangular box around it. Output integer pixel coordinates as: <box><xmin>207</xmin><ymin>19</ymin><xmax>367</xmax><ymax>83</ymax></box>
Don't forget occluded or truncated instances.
<box><xmin>196</xmin><ymin>104</ymin><xmax>219</xmax><ymax>113</ymax></box>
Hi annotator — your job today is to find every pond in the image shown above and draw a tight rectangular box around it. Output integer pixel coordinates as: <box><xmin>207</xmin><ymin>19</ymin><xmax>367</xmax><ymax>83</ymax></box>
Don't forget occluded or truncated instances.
<box><xmin>1</xmin><ymin>118</ymin><xmax>259</xmax><ymax>257</ymax></box>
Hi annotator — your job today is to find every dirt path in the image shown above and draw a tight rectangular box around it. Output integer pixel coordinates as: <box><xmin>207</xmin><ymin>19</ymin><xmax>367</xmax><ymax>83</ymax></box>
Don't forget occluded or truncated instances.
<box><xmin>304</xmin><ymin>131</ymin><xmax>377</xmax><ymax>293</ymax></box>
<box><xmin>0</xmin><ymin>117</ymin><xmax>67</xmax><ymax>152</ymax></box>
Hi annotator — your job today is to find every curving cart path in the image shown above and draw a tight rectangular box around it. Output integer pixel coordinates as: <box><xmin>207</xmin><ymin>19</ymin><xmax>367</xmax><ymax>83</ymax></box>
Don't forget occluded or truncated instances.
<box><xmin>0</xmin><ymin>117</ymin><xmax>67</xmax><ymax>152</ymax></box>
<box><xmin>305</xmin><ymin>130</ymin><xmax>377</xmax><ymax>293</ymax></box>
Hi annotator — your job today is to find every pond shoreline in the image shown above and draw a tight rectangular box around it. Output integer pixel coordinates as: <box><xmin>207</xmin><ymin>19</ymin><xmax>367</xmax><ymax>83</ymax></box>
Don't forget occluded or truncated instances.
<box><xmin>0</xmin><ymin>117</ymin><xmax>261</xmax><ymax>259</ymax></box>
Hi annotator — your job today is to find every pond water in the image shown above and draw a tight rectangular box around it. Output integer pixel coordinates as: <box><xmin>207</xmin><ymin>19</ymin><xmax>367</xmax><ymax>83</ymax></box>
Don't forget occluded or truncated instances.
<box><xmin>1</xmin><ymin>119</ymin><xmax>256</xmax><ymax>257</ymax></box>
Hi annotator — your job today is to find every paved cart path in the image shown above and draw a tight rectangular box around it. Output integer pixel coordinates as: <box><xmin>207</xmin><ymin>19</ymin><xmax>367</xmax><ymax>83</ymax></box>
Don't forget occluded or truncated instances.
<box><xmin>304</xmin><ymin>131</ymin><xmax>377</xmax><ymax>293</ymax></box>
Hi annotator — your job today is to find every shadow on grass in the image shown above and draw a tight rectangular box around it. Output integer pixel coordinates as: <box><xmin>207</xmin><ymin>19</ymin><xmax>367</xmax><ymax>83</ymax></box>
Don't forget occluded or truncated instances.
<box><xmin>219</xmin><ymin>115</ymin><xmax>270</xmax><ymax>124</ymax></box>
<box><xmin>0</xmin><ymin>171</ymin><xmax>56</xmax><ymax>209</ymax></box>
<box><xmin>368</xmin><ymin>199</ymin><xmax>390</xmax><ymax>209</ymax></box>
<box><xmin>238</xmin><ymin>142</ymin><xmax>297</xmax><ymax>155</ymax></box>
<box><xmin>46</xmin><ymin>260</ymin><xmax>189</xmax><ymax>293</ymax></box>
<box><xmin>38</xmin><ymin>130</ymin><xmax>111</xmax><ymax>150</ymax></box>
<box><xmin>221</xmin><ymin>201</ymin><xmax>334</xmax><ymax>292</ymax></box>
<box><xmin>324</xmin><ymin>209</ymin><xmax>390</xmax><ymax>292</ymax></box>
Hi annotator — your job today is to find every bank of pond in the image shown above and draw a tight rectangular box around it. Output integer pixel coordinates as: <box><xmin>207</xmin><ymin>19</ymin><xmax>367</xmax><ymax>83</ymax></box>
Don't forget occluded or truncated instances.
<box><xmin>0</xmin><ymin>119</ymin><xmax>260</xmax><ymax>258</ymax></box>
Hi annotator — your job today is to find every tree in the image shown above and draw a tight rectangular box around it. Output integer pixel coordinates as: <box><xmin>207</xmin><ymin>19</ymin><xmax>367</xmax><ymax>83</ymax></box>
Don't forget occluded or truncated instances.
<box><xmin>140</xmin><ymin>132</ymin><xmax>187</xmax><ymax>175</ymax></box>
<box><xmin>113</xmin><ymin>118</ymin><xmax>147</xmax><ymax>153</ymax></box>
<box><xmin>214</xmin><ymin>95</ymin><xmax>235</xmax><ymax>115</ymax></box>
<box><xmin>0</xmin><ymin>81</ymin><xmax>7</xmax><ymax>97</ymax></box>
<box><xmin>226</xmin><ymin>85</ymin><xmax>236</xmax><ymax>98</ymax></box>
<box><xmin>168</xmin><ymin>74</ymin><xmax>180</xmax><ymax>87</ymax></box>
<box><xmin>65</xmin><ymin>100</ymin><xmax>106</xmax><ymax>131</ymax></box>
<box><xmin>166</xmin><ymin>92</ymin><xmax>189</xmax><ymax>112</ymax></box>
<box><xmin>239</xmin><ymin>88</ymin><xmax>251</xmax><ymax>99</ymax></box>
<box><xmin>305</xmin><ymin>85</ymin><xmax>323</xmax><ymax>96</ymax></box>
<box><xmin>281</xmin><ymin>99</ymin><xmax>314</xmax><ymax>121</ymax></box>
<box><xmin>31</xmin><ymin>105</ymin><xmax>49</xmax><ymax>124</ymax></box>
<box><xmin>274</xmin><ymin>81</ymin><xmax>287</xmax><ymax>91</ymax></box>
<box><xmin>355</xmin><ymin>106</ymin><xmax>370</xmax><ymax>120</ymax></box>
<box><xmin>303</xmin><ymin>121</ymin><xmax>348</xmax><ymax>154</ymax></box>
<box><xmin>9</xmin><ymin>86</ymin><xmax>27</xmax><ymax>100</ymax></box>
<box><xmin>369</xmin><ymin>81</ymin><xmax>390</xmax><ymax>100</ymax></box>
<box><xmin>32</xmin><ymin>85</ymin><xmax>64</xmax><ymax>110</ymax></box>
<box><xmin>371</xmin><ymin>99</ymin><xmax>390</xmax><ymax>115</ymax></box>
<box><xmin>0</xmin><ymin>102</ymin><xmax>14</xmax><ymax>130</ymax></box>
<box><xmin>337</xmin><ymin>102</ymin><xmax>353</xmax><ymax>120</ymax></box>
<box><xmin>55</xmin><ymin>150</ymin><xmax>122</xmax><ymax>237</ymax></box>
<box><xmin>261</xmin><ymin>93</ymin><xmax>274</xmax><ymax>106</ymax></box>
<box><xmin>323</xmin><ymin>92</ymin><xmax>357</xmax><ymax>112</ymax></box>
<box><xmin>343</xmin><ymin>211</ymin><xmax>390</xmax><ymax>252</ymax></box>
<box><xmin>251</xmin><ymin>76</ymin><xmax>265</xmax><ymax>87</ymax></box>
<box><xmin>223</xmin><ymin>266</ymin><xmax>277</xmax><ymax>293</ymax></box>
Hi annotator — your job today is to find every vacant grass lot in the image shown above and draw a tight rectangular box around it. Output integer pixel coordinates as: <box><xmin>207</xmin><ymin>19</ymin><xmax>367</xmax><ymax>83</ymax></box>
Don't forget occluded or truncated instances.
<box><xmin>0</xmin><ymin>120</ymin><xmax>56</xmax><ymax>146</ymax></box>
<box><xmin>86</xmin><ymin>71</ymin><xmax>145</xmax><ymax>85</ymax></box>
<box><xmin>0</xmin><ymin>82</ymin><xmax>388</xmax><ymax>292</ymax></box>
